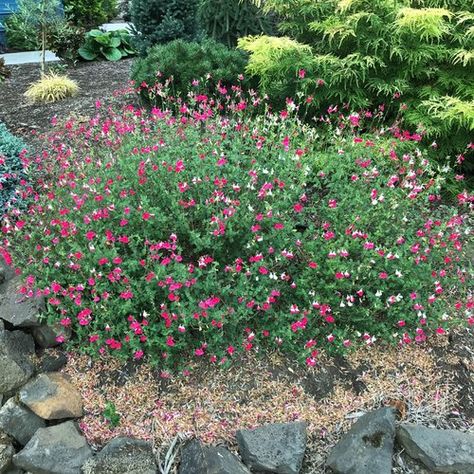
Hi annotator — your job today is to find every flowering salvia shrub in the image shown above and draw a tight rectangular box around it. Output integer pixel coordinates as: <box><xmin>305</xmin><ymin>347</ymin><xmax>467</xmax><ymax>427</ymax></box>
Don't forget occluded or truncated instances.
<box><xmin>2</xmin><ymin>84</ymin><xmax>473</xmax><ymax>372</ymax></box>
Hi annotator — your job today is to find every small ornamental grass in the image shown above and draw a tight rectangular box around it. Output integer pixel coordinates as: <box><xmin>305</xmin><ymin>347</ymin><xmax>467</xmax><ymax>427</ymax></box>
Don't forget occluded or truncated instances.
<box><xmin>24</xmin><ymin>73</ymin><xmax>79</xmax><ymax>103</ymax></box>
<box><xmin>3</xmin><ymin>83</ymin><xmax>473</xmax><ymax>372</ymax></box>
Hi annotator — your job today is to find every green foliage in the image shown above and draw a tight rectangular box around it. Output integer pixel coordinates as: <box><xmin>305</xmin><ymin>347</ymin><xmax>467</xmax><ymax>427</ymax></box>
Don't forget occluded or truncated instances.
<box><xmin>63</xmin><ymin>0</ymin><xmax>118</xmax><ymax>28</ymax></box>
<box><xmin>130</xmin><ymin>39</ymin><xmax>248</xmax><ymax>103</ymax></box>
<box><xmin>242</xmin><ymin>0</ymin><xmax>474</xmax><ymax>169</ymax></box>
<box><xmin>4</xmin><ymin>0</ymin><xmax>65</xmax><ymax>72</ymax></box>
<box><xmin>102</xmin><ymin>401</ymin><xmax>120</xmax><ymax>427</ymax></box>
<box><xmin>7</xmin><ymin>92</ymin><xmax>472</xmax><ymax>369</ymax></box>
<box><xmin>48</xmin><ymin>23</ymin><xmax>86</xmax><ymax>65</ymax></box>
<box><xmin>0</xmin><ymin>59</ymin><xmax>11</xmax><ymax>82</ymax></box>
<box><xmin>130</xmin><ymin>0</ymin><xmax>199</xmax><ymax>52</ymax></box>
<box><xmin>0</xmin><ymin>122</ymin><xmax>28</xmax><ymax>211</ymax></box>
<box><xmin>78</xmin><ymin>29</ymin><xmax>136</xmax><ymax>61</ymax></box>
<box><xmin>4</xmin><ymin>8</ymin><xmax>40</xmax><ymax>50</ymax></box>
<box><xmin>198</xmin><ymin>0</ymin><xmax>274</xmax><ymax>47</ymax></box>
<box><xmin>4</xmin><ymin>0</ymin><xmax>62</xmax><ymax>53</ymax></box>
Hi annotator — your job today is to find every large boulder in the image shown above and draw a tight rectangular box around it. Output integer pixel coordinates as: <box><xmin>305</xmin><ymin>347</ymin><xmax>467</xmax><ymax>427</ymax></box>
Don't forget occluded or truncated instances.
<box><xmin>236</xmin><ymin>422</ymin><xmax>307</xmax><ymax>474</ymax></box>
<box><xmin>13</xmin><ymin>421</ymin><xmax>92</xmax><ymax>474</ymax></box>
<box><xmin>82</xmin><ymin>437</ymin><xmax>157</xmax><ymax>474</ymax></box>
<box><xmin>0</xmin><ymin>277</ymin><xmax>44</xmax><ymax>328</ymax></box>
<box><xmin>0</xmin><ymin>397</ymin><xmax>46</xmax><ymax>446</ymax></box>
<box><xmin>397</xmin><ymin>424</ymin><xmax>474</xmax><ymax>473</ymax></box>
<box><xmin>19</xmin><ymin>372</ymin><xmax>83</xmax><ymax>420</ymax></box>
<box><xmin>0</xmin><ymin>432</ymin><xmax>15</xmax><ymax>474</ymax></box>
<box><xmin>326</xmin><ymin>408</ymin><xmax>396</xmax><ymax>474</ymax></box>
<box><xmin>0</xmin><ymin>330</ymin><xmax>35</xmax><ymax>394</ymax></box>
<box><xmin>179</xmin><ymin>439</ymin><xmax>251</xmax><ymax>474</ymax></box>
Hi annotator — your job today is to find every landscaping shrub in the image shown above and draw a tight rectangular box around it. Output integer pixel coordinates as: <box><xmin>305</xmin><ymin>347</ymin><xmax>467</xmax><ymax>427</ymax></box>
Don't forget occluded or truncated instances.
<box><xmin>130</xmin><ymin>39</ymin><xmax>248</xmax><ymax>103</ymax></box>
<box><xmin>24</xmin><ymin>73</ymin><xmax>79</xmax><ymax>103</ymax></box>
<box><xmin>48</xmin><ymin>22</ymin><xmax>86</xmax><ymax>66</ymax></box>
<box><xmin>4</xmin><ymin>86</ymin><xmax>472</xmax><ymax>372</ymax></box>
<box><xmin>63</xmin><ymin>0</ymin><xmax>118</xmax><ymax>29</ymax></box>
<box><xmin>4</xmin><ymin>0</ymin><xmax>64</xmax><ymax>53</ymax></box>
<box><xmin>240</xmin><ymin>0</ymin><xmax>474</xmax><ymax>170</ymax></box>
<box><xmin>198</xmin><ymin>0</ymin><xmax>274</xmax><ymax>47</ymax></box>
<box><xmin>130</xmin><ymin>0</ymin><xmax>199</xmax><ymax>52</ymax></box>
<box><xmin>4</xmin><ymin>8</ymin><xmax>40</xmax><ymax>51</ymax></box>
<box><xmin>78</xmin><ymin>29</ymin><xmax>136</xmax><ymax>62</ymax></box>
<box><xmin>0</xmin><ymin>122</ymin><xmax>28</xmax><ymax>211</ymax></box>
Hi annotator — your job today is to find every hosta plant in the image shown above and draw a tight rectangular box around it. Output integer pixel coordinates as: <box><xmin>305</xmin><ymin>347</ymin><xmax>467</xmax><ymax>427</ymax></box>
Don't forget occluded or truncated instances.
<box><xmin>3</xmin><ymin>84</ymin><xmax>472</xmax><ymax>373</ymax></box>
<box><xmin>78</xmin><ymin>29</ymin><xmax>136</xmax><ymax>61</ymax></box>
<box><xmin>24</xmin><ymin>73</ymin><xmax>79</xmax><ymax>103</ymax></box>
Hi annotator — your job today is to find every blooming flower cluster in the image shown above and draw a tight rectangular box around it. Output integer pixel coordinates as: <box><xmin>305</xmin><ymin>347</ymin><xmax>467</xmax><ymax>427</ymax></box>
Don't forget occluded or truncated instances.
<box><xmin>2</xmin><ymin>81</ymin><xmax>472</xmax><ymax>371</ymax></box>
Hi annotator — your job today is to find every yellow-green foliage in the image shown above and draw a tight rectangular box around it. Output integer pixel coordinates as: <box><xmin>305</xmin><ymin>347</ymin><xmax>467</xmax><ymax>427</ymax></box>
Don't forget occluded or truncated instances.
<box><xmin>395</xmin><ymin>8</ymin><xmax>452</xmax><ymax>40</ymax></box>
<box><xmin>238</xmin><ymin>35</ymin><xmax>316</xmax><ymax>102</ymax></box>
<box><xmin>242</xmin><ymin>0</ymin><xmax>474</xmax><ymax>164</ymax></box>
<box><xmin>25</xmin><ymin>73</ymin><xmax>79</xmax><ymax>103</ymax></box>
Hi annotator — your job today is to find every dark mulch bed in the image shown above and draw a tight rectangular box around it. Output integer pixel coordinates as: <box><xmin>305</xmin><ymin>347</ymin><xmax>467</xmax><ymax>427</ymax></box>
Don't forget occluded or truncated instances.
<box><xmin>0</xmin><ymin>59</ymin><xmax>134</xmax><ymax>143</ymax></box>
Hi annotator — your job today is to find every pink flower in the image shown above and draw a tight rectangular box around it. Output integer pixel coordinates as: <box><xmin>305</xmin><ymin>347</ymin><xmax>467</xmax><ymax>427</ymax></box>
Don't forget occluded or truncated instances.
<box><xmin>298</xmin><ymin>69</ymin><xmax>306</xmax><ymax>79</ymax></box>
<box><xmin>133</xmin><ymin>350</ymin><xmax>144</xmax><ymax>360</ymax></box>
<box><xmin>86</xmin><ymin>231</ymin><xmax>96</xmax><ymax>240</ymax></box>
<box><xmin>293</xmin><ymin>203</ymin><xmax>303</xmax><ymax>213</ymax></box>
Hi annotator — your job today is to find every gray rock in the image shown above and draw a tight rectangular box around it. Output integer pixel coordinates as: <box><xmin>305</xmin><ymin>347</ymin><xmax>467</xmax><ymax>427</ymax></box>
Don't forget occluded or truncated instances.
<box><xmin>37</xmin><ymin>352</ymin><xmax>68</xmax><ymax>373</ymax></box>
<box><xmin>82</xmin><ymin>437</ymin><xmax>157</xmax><ymax>474</ymax></box>
<box><xmin>0</xmin><ymin>277</ymin><xmax>44</xmax><ymax>328</ymax></box>
<box><xmin>326</xmin><ymin>408</ymin><xmax>396</xmax><ymax>474</ymax></box>
<box><xmin>0</xmin><ymin>398</ymin><xmax>46</xmax><ymax>446</ymax></box>
<box><xmin>397</xmin><ymin>424</ymin><xmax>474</xmax><ymax>473</ymax></box>
<box><xmin>179</xmin><ymin>439</ymin><xmax>251</xmax><ymax>474</ymax></box>
<box><xmin>0</xmin><ymin>331</ymin><xmax>35</xmax><ymax>394</ymax></box>
<box><xmin>19</xmin><ymin>372</ymin><xmax>83</xmax><ymax>420</ymax></box>
<box><xmin>0</xmin><ymin>434</ymin><xmax>15</xmax><ymax>474</ymax></box>
<box><xmin>13</xmin><ymin>421</ymin><xmax>92</xmax><ymax>474</ymax></box>
<box><xmin>236</xmin><ymin>422</ymin><xmax>307</xmax><ymax>474</ymax></box>
<box><xmin>178</xmin><ymin>439</ymin><xmax>206</xmax><ymax>474</ymax></box>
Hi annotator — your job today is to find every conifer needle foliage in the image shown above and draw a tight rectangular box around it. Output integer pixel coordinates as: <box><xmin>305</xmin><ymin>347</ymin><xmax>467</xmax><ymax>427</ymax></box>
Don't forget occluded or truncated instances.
<box><xmin>240</xmin><ymin>0</ymin><xmax>474</xmax><ymax>168</ymax></box>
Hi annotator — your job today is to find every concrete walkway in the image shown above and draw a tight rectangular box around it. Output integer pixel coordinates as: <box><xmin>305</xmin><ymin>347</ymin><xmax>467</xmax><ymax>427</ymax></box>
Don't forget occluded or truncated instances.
<box><xmin>100</xmin><ymin>22</ymin><xmax>133</xmax><ymax>32</ymax></box>
<box><xmin>0</xmin><ymin>50</ymin><xmax>59</xmax><ymax>66</ymax></box>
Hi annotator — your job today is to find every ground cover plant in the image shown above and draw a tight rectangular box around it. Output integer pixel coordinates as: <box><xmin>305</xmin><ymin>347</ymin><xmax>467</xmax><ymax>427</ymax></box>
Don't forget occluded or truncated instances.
<box><xmin>240</xmin><ymin>0</ymin><xmax>474</xmax><ymax>171</ymax></box>
<box><xmin>2</xmin><ymin>83</ymin><xmax>472</xmax><ymax>374</ymax></box>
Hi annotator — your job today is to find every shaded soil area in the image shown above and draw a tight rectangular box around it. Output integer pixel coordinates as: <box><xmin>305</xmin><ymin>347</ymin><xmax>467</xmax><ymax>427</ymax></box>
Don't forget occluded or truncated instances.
<box><xmin>0</xmin><ymin>59</ymin><xmax>134</xmax><ymax>142</ymax></box>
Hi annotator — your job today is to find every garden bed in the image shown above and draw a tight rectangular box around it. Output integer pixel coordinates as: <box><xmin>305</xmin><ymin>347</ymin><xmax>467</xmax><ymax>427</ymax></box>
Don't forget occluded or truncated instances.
<box><xmin>58</xmin><ymin>329</ymin><xmax>473</xmax><ymax>472</ymax></box>
<box><xmin>1</xmin><ymin>63</ymin><xmax>472</xmax><ymax>472</ymax></box>
<box><xmin>0</xmin><ymin>59</ymin><xmax>133</xmax><ymax>140</ymax></box>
